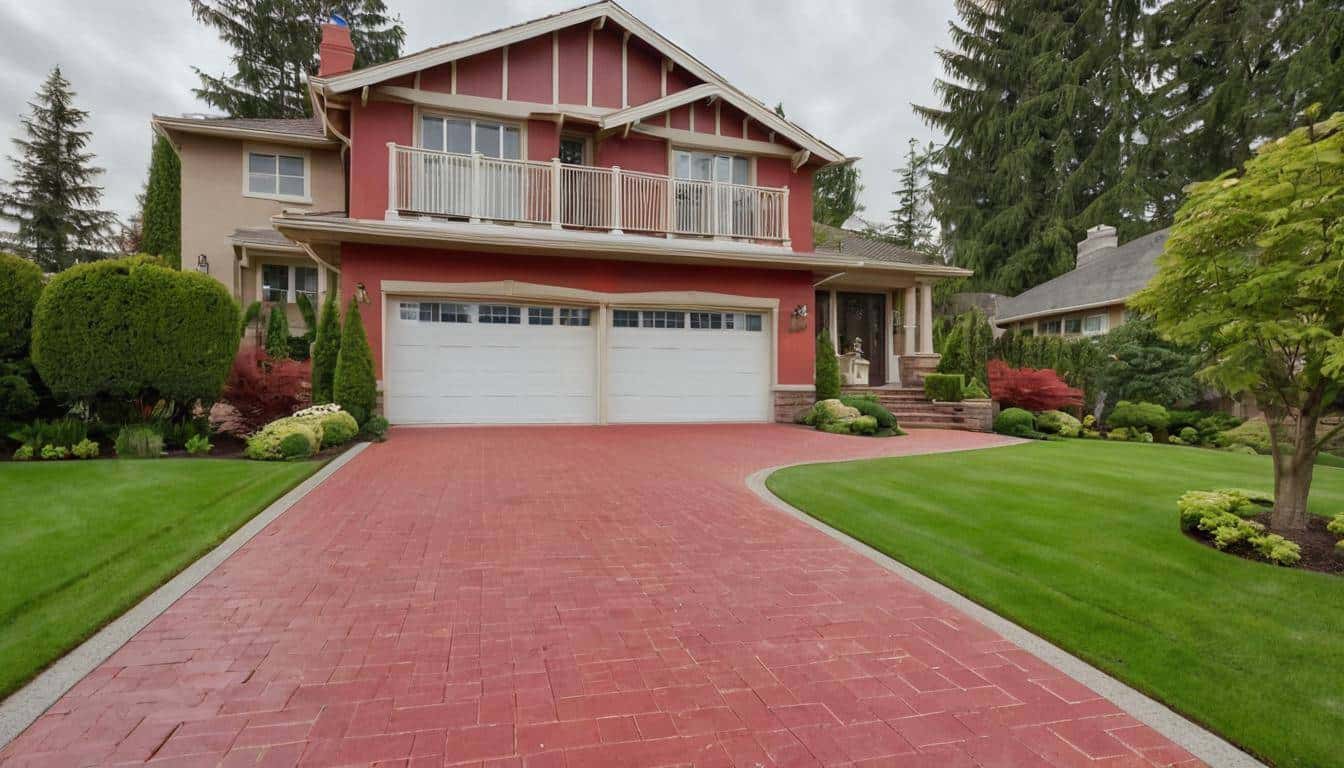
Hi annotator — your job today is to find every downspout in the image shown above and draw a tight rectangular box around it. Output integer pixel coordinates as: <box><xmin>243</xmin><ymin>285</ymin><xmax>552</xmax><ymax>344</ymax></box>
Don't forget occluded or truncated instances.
<box><xmin>309</xmin><ymin>85</ymin><xmax>353</xmax><ymax>214</ymax></box>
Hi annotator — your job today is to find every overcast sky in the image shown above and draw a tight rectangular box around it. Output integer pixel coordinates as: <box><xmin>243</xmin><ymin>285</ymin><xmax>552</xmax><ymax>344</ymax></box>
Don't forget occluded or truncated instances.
<box><xmin>0</xmin><ymin>0</ymin><xmax>955</xmax><ymax>228</ymax></box>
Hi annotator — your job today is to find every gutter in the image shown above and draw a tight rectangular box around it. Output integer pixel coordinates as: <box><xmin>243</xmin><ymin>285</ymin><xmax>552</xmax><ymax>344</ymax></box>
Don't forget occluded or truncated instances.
<box><xmin>995</xmin><ymin>296</ymin><xmax>1129</xmax><ymax>325</ymax></box>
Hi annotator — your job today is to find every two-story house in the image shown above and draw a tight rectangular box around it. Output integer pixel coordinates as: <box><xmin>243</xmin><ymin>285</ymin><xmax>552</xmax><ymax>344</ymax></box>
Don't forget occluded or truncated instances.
<box><xmin>156</xmin><ymin>1</ymin><xmax>968</xmax><ymax>426</ymax></box>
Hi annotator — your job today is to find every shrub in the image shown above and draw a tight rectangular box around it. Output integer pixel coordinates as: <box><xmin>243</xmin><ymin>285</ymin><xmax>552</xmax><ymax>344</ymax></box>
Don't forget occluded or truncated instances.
<box><xmin>1167</xmin><ymin>410</ymin><xmax>1205</xmax><ymax>434</ymax></box>
<box><xmin>244</xmin><ymin>416</ymin><xmax>320</xmax><ymax>460</ymax></box>
<box><xmin>296</xmin><ymin>292</ymin><xmax>318</xmax><ymax>340</ymax></box>
<box><xmin>310</xmin><ymin>293</ymin><xmax>342</xmax><ymax>404</ymax></box>
<box><xmin>265</xmin><ymin>305</ymin><xmax>291</xmax><ymax>359</ymax></box>
<box><xmin>218</xmin><ymin>351</ymin><xmax>311</xmax><ymax>435</ymax></box>
<box><xmin>936</xmin><ymin>309</ymin><xmax>993</xmax><ymax>383</ymax></box>
<box><xmin>1215</xmin><ymin>419</ymin><xmax>1271</xmax><ymax>454</ymax></box>
<box><xmin>361</xmin><ymin>415</ymin><xmax>390</xmax><ymax>442</ymax></box>
<box><xmin>30</xmin><ymin>256</ymin><xmax>240</xmax><ymax>406</ymax></box>
<box><xmin>924</xmin><ymin>373</ymin><xmax>964</xmax><ymax>402</ymax></box>
<box><xmin>1179</xmin><ymin>426</ymin><xmax>1198</xmax><ymax>444</ymax></box>
<box><xmin>0</xmin><ymin>374</ymin><xmax>38</xmax><ymax>420</ymax></box>
<box><xmin>962</xmin><ymin>378</ymin><xmax>989</xmax><ymax>399</ymax></box>
<box><xmin>333</xmin><ymin>299</ymin><xmax>377</xmax><ymax>425</ymax></box>
<box><xmin>814</xmin><ymin>333</ymin><xmax>841</xmax><ymax>400</ymax></box>
<box><xmin>839</xmin><ymin>394</ymin><xmax>898</xmax><ymax>430</ymax></box>
<box><xmin>71</xmin><ymin>438</ymin><xmax>99</xmax><ymax>459</ymax></box>
<box><xmin>993</xmin><ymin>407</ymin><xmax>1035</xmax><ymax>438</ymax></box>
<box><xmin>848</xmin><ymin>415</ymin><xmax>879</xmax><ymax>435</ymax></box>
<box><xmin>12</xmin><ymin>445</ymin><xmax>33</xmax><ymax>461</ymax></box>
<box><xmin>9</xmin><ymin>418</ymin><xmax>88</xmax><ymax>449</ymax></box>
<box><xmin>293</xmin><ymin>409</ymin><xmax>358</xmax><ymax>447</ymax></box>
<box><xmin>1177</xmin><ymin>489</ymin><xmax>1301</xmax><ymax>566</ymax></box>
<box><xmin>1106</xmin><ymin>427</ymin><xmax>1131</xmax><ymax>441</ymax></box>
<box><xmin>992</xmin><ymin>329</ymin><xmax>1102</xmax><ymax>407</ymax></box>
<box><xmin>1108</xmin><ymin>401</ymin><xmax>1169</xmax><ymax>434</ymax></box>
<box><xmin>286</xmin><ymin>335</ymin><xmax>311</xmax><ymax>361</ymax></box>
<box><xmin>0</xmin><ymin>252</ymin><xmax>44</xmax><ymax>358</ymax></box>
<box><xmin>185</xmin><ymin>433</ymin><xmax>213</xmax><ymax>455</ymax></box>
<box><xmin>1036</xmin><ymin>410</ymin><xmax>1082</xmax><ymax>437</ymax></box>
<box><xmin>40</xmin><ymin>444</ymin><xmax>68</xmax><ymax>460</ymax></box>
<box><xmin>987</xmin><ymin>360</ymin><xmax>1084</xmax><ymax>412</ymax></box>
<box><xmin>114</xmin><ymin>425</ymin><xmax>164</xmax><ymax>458</ymax></box>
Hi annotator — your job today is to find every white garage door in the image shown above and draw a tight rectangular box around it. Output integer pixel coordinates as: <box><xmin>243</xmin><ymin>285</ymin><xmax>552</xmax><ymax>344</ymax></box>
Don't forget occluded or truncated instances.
<box><xmin>608</xmin><ymin>308</ymin><xmax>771</xmax><ymax>423</ymax></box>
<box><xmin>384</xmin><ymin>299</ymin><xmax>598</xmax><ymax>424</ymax></box>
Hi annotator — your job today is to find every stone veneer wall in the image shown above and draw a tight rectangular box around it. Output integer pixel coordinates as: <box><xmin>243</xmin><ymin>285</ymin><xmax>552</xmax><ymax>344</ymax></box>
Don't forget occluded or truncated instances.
<box><xmin>898</xmin><ymin>354</ymin><xmax>941</xmax><ymax>387</ymax></box>
<box><xmin>773</xmin><ymin>389</ymin><xmax>815</xmax><ymax>424</ymax></box>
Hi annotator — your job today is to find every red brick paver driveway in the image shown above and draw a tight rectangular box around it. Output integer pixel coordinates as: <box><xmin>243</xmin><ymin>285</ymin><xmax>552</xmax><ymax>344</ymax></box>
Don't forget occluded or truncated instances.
<box><xmin>2</xmin><ymin>425</ymin><xmax>1203</xmax><ymax>767</ymax></box>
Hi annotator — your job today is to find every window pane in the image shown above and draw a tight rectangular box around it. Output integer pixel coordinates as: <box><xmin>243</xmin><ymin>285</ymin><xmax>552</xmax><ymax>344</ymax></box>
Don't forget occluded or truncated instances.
<box><xmin>278</xmin><ymin>176</ymin><xmax>305</xmax><ymax>197</ymax></box>
<box><xmin>502</xmin><ymin>127</ymin><xmax>521</xmax><ymax>160</ymax></box>
<box><xmin>261</xmin><ymin>264</ymin><xmax>288</xmax><ymax>302</ymax></box>
<box><xmin>440</xmin><ymin>303</ymin><xmax>471</xmax><ymax>323</ymax></box>
<box><xmin>248</xmin><ymin>173</ymin><xmax>275</xmax><ymax>195</ymax></box>
<box><xmin>248</xmin><ymin>153</ymin><xmax>275</xmax><ymax>174</ymax></box>
<box><xmin>731</xmin><ymin>156</ymin><xmax>749</xmax><ymax>184</ymax></box>
<box><xmin>418</xmin><ymin>302</ymin><xmax>439</xmax><ymax>322</ymax></box>
<box><xmin>674</xmin><ymin>151</ymin><xmax>690</xmax><ymax>179</ymax></box>
<box><xmin>399</xmin><ymin>302</ymin><xmax>418</xmax><ymax>320</ymax></box>
<box><xmin>420</xmin><ymin>116</ymin><xmax>444</xmax><ymax>151</ymax></box>
<box><xmin>714</xmin><ymin>155</ymin><xmax>731</xmax><ymax>183</ymax></box>
<box><xmin>642</xmin><ymin>310</ymin><xmax>684</xmax><ymax>329</ymax></box>
<box><xmin>745</xmin><ymin>314</ymin><xmax>763</xmax><ymax>332</ymax></box>
<box><xmin>294</xmin><ymin>267</ymin><xmax>318</xmax><ymax>299</ymax></box>
<box><xmin>612</xmin><ymin>309</ymin><xmax>640</xmax><ymax>327</ymax></box>
<box><xmin>1064</xmin><ymin>317</ymin><xmax>1082</xmax><ymax>334</ymax></box>
<box><xmin>446</xmin><ymin>119</ymin><xmax>471</xmax><ymax>153</ymax></box>
<box><xmin>475</xmin><ymin>123</ymin><xmax>501</xmax><ymax>158</ymax></box>
<box><xmin>478</xmin><ymin>304</ymin><xmax>520</xmax><ymax>324</ymax></box>
<box><xmin>559</xmin><ymin>307</ymin><xmax>591</xmax><ymax>326</ymax></box>
<box><xmin>278</xmin><ymin>155</ymin><xmax>304</xmax><ymax>176</ymax></box>
<box><xmin>692</xmin><ymin>154</ymin><xmax>713</xmax><ymax>181</ymax></box>
<box><xmin>528</xmin><ymin>306</ymin><xmax>554</xmax><ymax>325</ymax></box>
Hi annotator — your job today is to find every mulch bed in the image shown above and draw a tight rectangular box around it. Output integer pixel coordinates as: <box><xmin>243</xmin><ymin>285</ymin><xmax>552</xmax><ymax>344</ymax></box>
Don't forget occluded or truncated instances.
<box><xmin>1187</xmin><ymin>513</ymin><xmax>1344</xmax><ymax>575</ymax></box>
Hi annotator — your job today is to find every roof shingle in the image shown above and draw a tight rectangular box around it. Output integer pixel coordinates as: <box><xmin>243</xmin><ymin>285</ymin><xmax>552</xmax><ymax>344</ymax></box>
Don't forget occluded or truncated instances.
<box><xmin>995</xmin><ymin>227</ymin><xmax>1169</xmax><ymax>322</ymax></box>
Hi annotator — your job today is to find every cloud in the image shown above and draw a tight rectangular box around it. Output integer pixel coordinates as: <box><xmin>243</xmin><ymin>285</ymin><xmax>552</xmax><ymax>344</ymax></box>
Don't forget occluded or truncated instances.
<box><xmin>0</xmin><ymin>0</ymin><xmax>954</xmax><ymax>228</ymax></box>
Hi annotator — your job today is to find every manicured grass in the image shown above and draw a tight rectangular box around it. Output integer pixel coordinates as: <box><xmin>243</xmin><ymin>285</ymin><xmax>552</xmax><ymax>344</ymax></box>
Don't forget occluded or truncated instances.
<box><xmin>0</xmin><ymin>458</ymin><xmax>321</xmax><ymax>699</ymax></box>
<box><xmin>767</xmin><ymin>440</ymin><xmax>1344</xmax><ymax>768</ymax></box>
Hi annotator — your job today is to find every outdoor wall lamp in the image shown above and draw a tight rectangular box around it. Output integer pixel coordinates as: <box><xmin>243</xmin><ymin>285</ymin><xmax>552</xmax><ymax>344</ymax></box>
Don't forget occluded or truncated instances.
<box><xmin>790</xmin><ymin>303</ymin><xmax>809</xmax><ymax>332</ymax></box>
<box><xmin>355</xmin><ymin>282</ymin><xmax>370</xmax><ymax>304</ymax></box>
<box><xmin>195</xmin><ymin>253</ymin><xmax>209</xmax><ymax>274</ymax></box>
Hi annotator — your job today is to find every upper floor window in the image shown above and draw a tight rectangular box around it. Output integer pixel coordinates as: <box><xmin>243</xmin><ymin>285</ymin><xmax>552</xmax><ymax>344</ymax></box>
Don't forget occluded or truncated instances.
<box><xmin>420</xmin><ymin>115</ymin><xmax>521</xmax><ymax>159</ymax></box>
<box><xmin>246</xmin><ymin>151</ymin><xmax>308</xmax><ymax>201</ymax></box>
<box><xmin>674</xmin><ymin>150</ymin><xmax>749</xmax><ymax>185</ymax></box>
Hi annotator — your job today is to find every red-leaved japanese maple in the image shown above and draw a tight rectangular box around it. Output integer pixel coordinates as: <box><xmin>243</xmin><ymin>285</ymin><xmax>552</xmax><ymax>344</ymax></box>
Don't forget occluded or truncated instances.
<box><xmin>987</xmin><ymin>359</ymin><xmax>1084</xmax><ymax>412</ymax></box>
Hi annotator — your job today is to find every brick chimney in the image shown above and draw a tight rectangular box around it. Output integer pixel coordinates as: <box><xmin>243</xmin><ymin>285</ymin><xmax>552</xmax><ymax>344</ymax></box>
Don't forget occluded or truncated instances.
<box><xmin>1076</xmin><ymin>224</ymin><xmax>1118</xmax><ymax>268</ymax></box>
<box><xmin>318</xmin><ymin>19</ymin><xmax>356</xmax><ymax>77</ymax></box>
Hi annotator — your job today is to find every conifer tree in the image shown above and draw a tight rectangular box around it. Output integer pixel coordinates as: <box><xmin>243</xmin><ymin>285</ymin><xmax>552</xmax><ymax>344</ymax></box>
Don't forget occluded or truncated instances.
<box><xmin>140</xmin><ymin>134</ymin><xmax>181</xmax><ymax>268</ymax></box>
<box><xmin>190</xmin><ymin>0</ymin><xmax>406</xmax><ymax>118</ymax></box>
<box><xmin>0</xmin><ymin>68</ymin><xmax>115</xmax><ymax>272</ymax></box>
<box><xmin>310</xmin><ymin>291</ymin><xmax>342</xmax><ymax>404</ymax></box>
<box><xmin>332</xmin><ymin>298</ymin><xmax>376</xmax><ymax>424</ymax></box>
<box><xmin>889</xmin><ymin>139</ymin><xmax>938</xmax><ymax>256</ymax></box>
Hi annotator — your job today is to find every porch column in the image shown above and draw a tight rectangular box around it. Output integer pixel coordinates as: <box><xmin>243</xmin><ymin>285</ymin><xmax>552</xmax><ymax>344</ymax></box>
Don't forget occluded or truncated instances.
<box><xmin>919</xmin><ymin>282</ymin><xmax>934</xmax><ymax>353</ymax></box>
<box><xmin>828</xmin><ymin>288</ymin><xmax>839</xmax><ymax>351</ymax></box>
<box><xmin>902</xmin><ymin>286</ymin><xmax>917</xmax><ymax>356</ymax></box>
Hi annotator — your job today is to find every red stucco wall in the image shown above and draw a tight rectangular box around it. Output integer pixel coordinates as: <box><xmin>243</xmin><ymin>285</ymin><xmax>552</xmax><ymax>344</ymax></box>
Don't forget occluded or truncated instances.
<box><xmin>757</xmin><ymin>157</ymin><xmax>814</xmax><ymax>252</ymax></box>
<box><xmin>556</xmin><ymin>26</ymin><xmax>587</xmax><ymax>104</ymax></box>
<box><xmin>350</xmin><ymin>100</ymin><xmax>413</xmax><ymax>220</ymax></box>
<box><xmin>595</xmin><ymin>134</ymin><xmax>666</xmax><ymax>175</ymax></box>
<box><xmin>591</xmin><ymin>26</ymin><xmax>623</xmax><ymax>108</ymax></box>
<box><xmin>455</xmin><ymin>48</ymin><xmax>504</xmax><ymax>99</ymax></box>
<box><xmin>340</xmin><ymin>245</ymin><xmax>816</xmax><ymax>386</ymax></box>
<box><xmin>508</xmin><ymin>36</ymin><xmax>553</xmax><ymax>103</ymax></box>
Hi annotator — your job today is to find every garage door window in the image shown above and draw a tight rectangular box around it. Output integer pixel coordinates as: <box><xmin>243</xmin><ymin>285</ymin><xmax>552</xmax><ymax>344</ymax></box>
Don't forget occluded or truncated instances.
<box><xmin>400</xmin><ymin>302</ymin><xmax>471</xmax><ymax>323</ymax></box>
<box><xmin>559</xmin><ymin>308</ymin><xmax>591</xmax><ymax>326</ymax></box>
<box><xmin>744</xmin><ymin>313</ymin><xmax>763</xmax><ymax>332</ymax></box>
<box><xmin>642</xmin><ymin>310</ymin><xmax>685</xmax><ymax>329</ymax></box>
<box><xmin>690</xmin><ymin>312</ymin><xmax>727</xmax><ymax>329</ymax></box>
<box><xmin>479</xmin><ymin>304</ymin><xmax>521</xmax><ymax>324</ymax></box>
<box><xmin>613</xmin><ymin>310</ymin><xmax>640</xmax><ymax>327</ymax></box>
<box><xmin>528</xmin><ymin>307</ymin><xmax>554</xmax><ymax>325</ymax></box>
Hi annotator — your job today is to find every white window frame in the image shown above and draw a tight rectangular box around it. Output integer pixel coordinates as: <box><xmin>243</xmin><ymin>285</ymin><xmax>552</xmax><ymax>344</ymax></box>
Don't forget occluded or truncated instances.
<box><xmin>242</xmin><ymin>145</ymin><xmax>311</xmax><ymax>203</ymax></box>
<box><xmin>671</xmin><ymin>148</ymin><xmax>753</xmax><ymax>185</ymax></box>
<box><xmin>1083</xmin><ymin>313</ymin><xmax>1109</xmax><ymax>336</ymax></box>
<box><xmin>416</xmin><ymin>111</ymin><xmax>524</xmax><ymax>159</ymax></box>
<box><xmin>1038</xmin><ymin>318</ymin><xmax>1062</xmax><ymax>336</ymax></box>
<box><xmin>259</xmin><ymin>263</ymin><xmax>319</xmax><ymax>304</ymax></box>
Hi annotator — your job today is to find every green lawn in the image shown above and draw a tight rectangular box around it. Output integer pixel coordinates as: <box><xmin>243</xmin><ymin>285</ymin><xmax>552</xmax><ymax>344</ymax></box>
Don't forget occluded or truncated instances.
<box><xmin>0</xmin><ymin>458</ymin><xmax>321</xmax><ymax>699</ymax></box>
<box><xmin>767</xmin><ymin>440</ymin><xmax>1344</xmax><ymax>768</ymax></box>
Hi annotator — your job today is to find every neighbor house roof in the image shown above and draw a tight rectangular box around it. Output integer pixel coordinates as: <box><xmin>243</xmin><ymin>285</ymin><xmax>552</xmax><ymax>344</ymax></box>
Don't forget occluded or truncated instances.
<box><xmin>994</xmin><ymin>227</ymin><xmax>1169</xmax><ymax>324</ymax></box>
<box><xmin>811</xmin><ymin>223</ymin><xmax>941</xmax><ymax>266</ymax></box>
<box><xmin>308</xmin><ymin>1</ymin><xmax>847</xmax><ymax>165</ymax></box>
<box><xmin>151</xmin><ymin>115</ymin><xmax>336</xmax><ymax>147</ymax></box>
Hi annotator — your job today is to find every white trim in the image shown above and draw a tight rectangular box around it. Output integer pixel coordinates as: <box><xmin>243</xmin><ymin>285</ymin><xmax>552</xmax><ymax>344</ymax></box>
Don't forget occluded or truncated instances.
<box><xmin>1082</xmin><ymin>312</ymin><xmax>1109</xmax><ymax>336</ymax></box>
<box><xmin>501</xmin><ymin>44</ymin><xmax>509</xmax><ymax>99</ymax></box>
<box><xmin>551</xmin><ymin>31</ymin><xmax>560</xmax><ymax>105</ymax></box>
<box><xmin>996</xmin><ymin>298</ymin><xmax>1127</xmax><ymax>325</ymax></box>
<box><xmin>257</xmin><ymin>260</ymin><xmax>320</xmax><ymax>305</ymax></box>
<box><xmin>631</xmin><ymin>122</ymin><xmax>795</xmax><ymax>159</ymax></box>
<box><xmin>241</xmin><ymin>144</ymin><xmax>313</xmax><ymax>204</ymax></box>
<box><xmin>621</xmin><ymin>31</ymin><xmax>630</xmax><ymax>108</ymax></box>
<box><xmin>376</xmin><ymin>86</ymin><xmax>608</xmax><ymax>122</ymax></box>
<box><xmin>451</xmin><ymin>61</ymin><xmax>458</xmax><ymax>94</ymax></box>
<box><xmin>586</xmin><ymin>25</ymin><xmax>594</xmax><ymax>107</ymax></box>
<box><xmin>310</xmin><ymin>2</ymin><xmax>846</xmax><ymax>163</ymax></box>
<box><xmin>152</xmin><ymin>115</ymin><xmax>336</xmax><ymax>148</ymax></box>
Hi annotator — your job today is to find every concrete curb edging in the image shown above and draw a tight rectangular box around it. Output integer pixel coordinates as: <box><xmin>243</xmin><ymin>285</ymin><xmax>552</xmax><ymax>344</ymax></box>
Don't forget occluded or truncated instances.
<box><xmin>745</xmin><ymin>464</ymin><xmax>1265</xmax><ymax>768</ymax></box>
<box><xmin>0</xmin><ymin>443</ymin><xmax>371</xmax><ymax>750</ymax></box>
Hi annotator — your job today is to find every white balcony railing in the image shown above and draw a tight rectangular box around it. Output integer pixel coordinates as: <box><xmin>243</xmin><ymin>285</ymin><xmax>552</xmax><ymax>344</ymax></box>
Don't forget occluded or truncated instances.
<box><xmin>386</xmin><ymin>143</ymin><xmax>790</xmax><ymax>244</ymax></box>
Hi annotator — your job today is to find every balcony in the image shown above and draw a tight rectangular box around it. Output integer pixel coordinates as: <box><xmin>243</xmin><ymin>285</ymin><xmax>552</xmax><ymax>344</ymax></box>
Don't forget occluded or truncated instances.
<box><xmin>386</xmin><ymin>143</ymin><xmax>791</xmax><ymax>246</ymax></box>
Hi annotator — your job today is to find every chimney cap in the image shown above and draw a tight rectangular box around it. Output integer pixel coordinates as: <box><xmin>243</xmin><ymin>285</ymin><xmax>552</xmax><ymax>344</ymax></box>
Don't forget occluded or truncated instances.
<box><xmin>329</xmin><ymin>14</ymin><xmax>349</xmax><ymax>28</ymax></box>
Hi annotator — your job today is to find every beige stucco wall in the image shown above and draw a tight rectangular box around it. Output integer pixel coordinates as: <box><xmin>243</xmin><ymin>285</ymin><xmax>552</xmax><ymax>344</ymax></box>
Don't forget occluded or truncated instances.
<box><xmin>173</xmin><ymin>130</ymin><xmax>344</xmax><ymax>332</ymax></box>
<box><xmin>1003</xmin><ymin>301</ymin><xmax>1129</xmax><ymax>338</ymax></box>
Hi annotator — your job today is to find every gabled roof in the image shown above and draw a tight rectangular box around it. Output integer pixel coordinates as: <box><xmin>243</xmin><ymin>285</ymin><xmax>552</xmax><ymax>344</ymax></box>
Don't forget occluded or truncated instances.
<box><xmin>812</xmin><ymin>223</ymin><xmax>947</xmax><ymax>268</ymax></box>
<box><xmin>995</xmin><ymin>228</ymin><xmax>1169</xmax><ymax>323</ymax></box>
<box><xmin>309</xmin><ymin>1</ymin><xmax>846</xmax><ymax>164</ymax></box>
<box><xmin>152</xmin><ymin>115</ymin><xmax>336</xmax><ymax>147</ymax></box>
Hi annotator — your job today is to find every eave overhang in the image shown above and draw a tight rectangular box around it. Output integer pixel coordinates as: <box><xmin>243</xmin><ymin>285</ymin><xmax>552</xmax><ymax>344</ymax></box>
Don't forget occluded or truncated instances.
<box><xmin>151</xmin><ymin>115</ymin><xmax>339</xmax><ymax>148</ymax></box>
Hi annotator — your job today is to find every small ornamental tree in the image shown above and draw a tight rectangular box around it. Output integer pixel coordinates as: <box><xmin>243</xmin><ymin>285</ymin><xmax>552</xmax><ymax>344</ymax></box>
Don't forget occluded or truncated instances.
<box><xmin>815</xmin><ymin>333</ymin><xmax>841</xmax><ymax>400</ymax></box>
<box><xmin>1133</xmin><ymin>108</ymin><xmax>1344</xmax><ymax>532</ymax></box>
<box><xmin>140</xmin><ymin>134</ymin><xmax>181</xmax><ymax>268</ymax></box>
<box><xmin>937</xmin><ymin>308</ymin><xmax>993</xmax><ymax>383</ymax></box>
<box><xmin>332</xmin><ymin>298</ymin><xmax>376</xmax><ymax>424</ymax></box>
<box><xmin>264</xmin><ymin>304</ymin><xmax>291</xmax><ymax>359</ymax></box>
<box><xmin>987</xmin><ymin>359</ymin><xmax>1084</xmax><ymax>412</ymax></box>
<box><xmin>0</xmin><ymin>252</ymin><xmax>44</xmax><ymax>357</ymax></box>
<box><xmin>31</xmin><ymin>256</ymin><xmax>240</xmax><ymax>407</ymax></box>
<box><xmin>310</xmin><ymin>292</ymin><xmax>341</xmax><ymax>404</ymax></box>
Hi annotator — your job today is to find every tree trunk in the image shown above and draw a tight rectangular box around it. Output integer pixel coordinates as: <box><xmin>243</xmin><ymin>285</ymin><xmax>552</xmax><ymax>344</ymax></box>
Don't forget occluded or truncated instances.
<box><xmin>1270</xmin><ymin>410</ymin><xmax>1319</xmax><ymax>532</ymax></box>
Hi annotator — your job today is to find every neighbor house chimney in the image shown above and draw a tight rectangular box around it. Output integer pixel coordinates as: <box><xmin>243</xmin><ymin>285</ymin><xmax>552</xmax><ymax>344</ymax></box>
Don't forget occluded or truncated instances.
<box><xmin>318</xmin><ymin>17</ymin><xmax>356</xmax><ymax>77</ymax></box>
<box><xmin>1076</xmin><ymin>224</ymin><xmax>1119</xmax><ymax>268</ymax></box>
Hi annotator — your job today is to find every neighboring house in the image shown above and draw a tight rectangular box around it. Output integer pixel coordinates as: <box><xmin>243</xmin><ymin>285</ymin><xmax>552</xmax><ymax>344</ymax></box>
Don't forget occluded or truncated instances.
<box><xmin>150</xmin><ymin>115</ymin><xmax>346</xmax><ymax>334</ymax></box>
<box><xmin>155</xmin><ymin>1</ymin><xmax>968</xmax><ymax>426</ymax></box>
<box><xmin>994</xmin><ymin>225</ymin><xmax>1169</xmax><ymax>337</ymax></box>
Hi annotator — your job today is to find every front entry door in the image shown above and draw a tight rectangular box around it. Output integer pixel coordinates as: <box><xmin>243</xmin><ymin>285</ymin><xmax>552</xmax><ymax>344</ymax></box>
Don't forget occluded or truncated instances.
<box><xmin>837</xmin><ymin>292</ymin><xmax>886</xmax><ymax>386</ymax></box>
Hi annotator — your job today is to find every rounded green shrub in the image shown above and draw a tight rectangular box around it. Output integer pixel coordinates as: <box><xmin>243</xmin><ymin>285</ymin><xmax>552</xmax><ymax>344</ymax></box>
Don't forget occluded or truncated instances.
<box><xmin>993</xmin><ymin>407</ymin><xmax>1035</xmax><ymax>437</ymax></box>
<box><xmin>333</xmin><ymin>299</ymin><xmax>376</xmax><ymax>425</ymax></box>
<box><xmin>1179</xmin><ymin>426</ymin><xmax>1198</xmax><ymax>444</ymax></box>
<box><xmin>1108</xmin><ymin>401</ymin><xmax>1169</xmax><ymax>433</ymax></box>
<box><xmin>71</xmin><ymin>438</ymin><xmax>99</xmax><ymax>459</ymax></box>
<box><xmin>244</xmin><ymin>417</ymin><xmax>320</xmax><ymax>460</ymax></box>
<box><xmin>1106</xmin><ymin>427</ymin><xmax>1132</xmax><ymax>441</ymax></box>
<box><xmin>292</xmin><ymin>409</ymin><xmax>358</xmax><ymax>447</ymax></box>
<box><xmin>278</xmin><ymin>432</ymin><xmax>312</xmax><ymax>459</ymax></box>
<box><xmin>361</xmin><ymin>415</ymin><xmax>390</xmax><ymax>441</ymax></box>
<box><xmin>0</xmin><ymin>374</ymin><xmax>38</xmax><ymax>419</ymax></box>
<box><xmin>31</xmin><ymin>256</ymin><xmax>241</xmax><ymax>405</ymax></box>
<box><xmin>1035</xmin><ymin>410</ymin><xmax>1081</xmax><ymax>437</ymax></box>
<box><xmin>839</xmin><ymin>394</ymin><xmax>898</xmax><ymax>430</ymax></box>
<box><xmin>0</xmin><ymin>252</ymin><xmax>44</xmax><ymax>358</ymax></box>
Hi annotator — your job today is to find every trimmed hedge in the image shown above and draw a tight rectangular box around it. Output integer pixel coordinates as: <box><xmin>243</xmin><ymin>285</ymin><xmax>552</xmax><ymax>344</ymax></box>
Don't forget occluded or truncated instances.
<box><xmin>0</xmin><ymin>252</ymin><xmax>44</xmax><ymax>358</ymax></box>
<box><xmin>1109</xmin><ymin>401</ymin><xmax>1169</xmax><ymax>433</ymax></box>
<box><xmin>994</xmin><ymin>407</ymin><xmax>1036</xmax><ymax>438</ymax></box>
<box><xmin>31</xmin><ymin>256</ymin><xmax>241</xmax><ymax>405</ymax></box>
<box><xmin>333</xmin><ymin>299</ymin><xmax>377</xmax><ymax>424</ymax></box>
<box><xmin>923</xmin><ymin>372</ymin><xmax>964</xmax><ymax>402</ymax></box>
<box><xmin>839</xmin><ymin>394</ymin><xmax>899</xmax><ymax>430</ymax></box>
